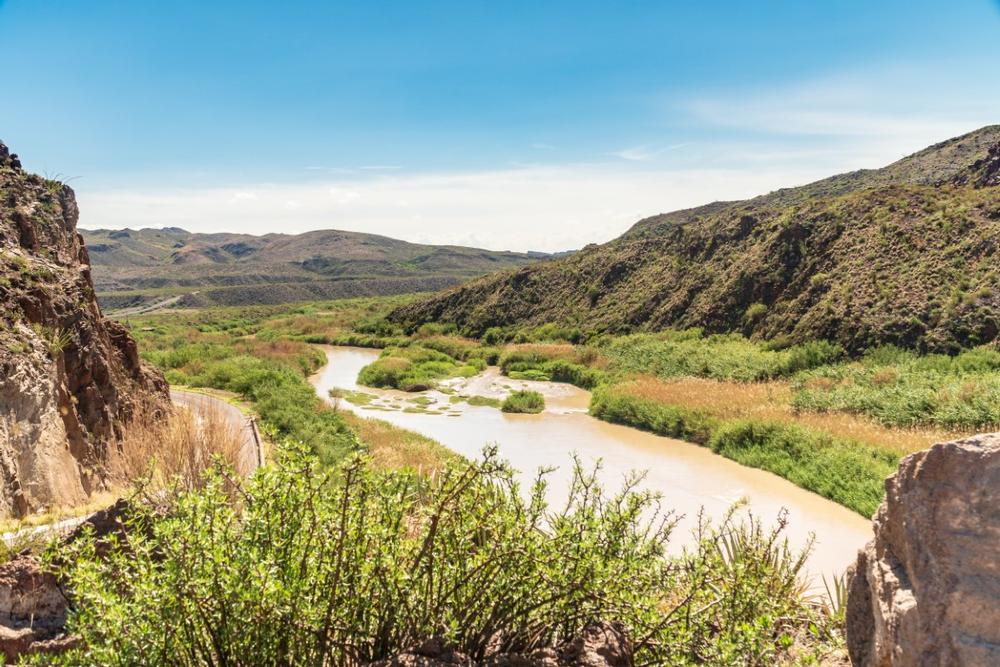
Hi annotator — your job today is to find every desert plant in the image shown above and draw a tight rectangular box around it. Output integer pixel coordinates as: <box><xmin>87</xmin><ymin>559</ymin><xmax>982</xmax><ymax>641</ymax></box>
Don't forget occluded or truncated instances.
<box><xmin>47</xmin><ymin>446</ymin><xmax>841</xmax><ymax>665</ymax></box>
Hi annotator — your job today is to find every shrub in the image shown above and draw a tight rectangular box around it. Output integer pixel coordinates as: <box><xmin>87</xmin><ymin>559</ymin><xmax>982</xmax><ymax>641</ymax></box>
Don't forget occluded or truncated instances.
<box><xmin>357</xmin><ymin>346</ymin><xmax>474</xmax><ymax>391</ymax></box>
<box><xmin>501</xmin><ymin>390</ymin><xmax>545</xmax><ymax>414</ymax></box>
<box><xmin>48</xmin><ymin>447</ymin><xmax>838</xmax><ymax>665</ymax></box>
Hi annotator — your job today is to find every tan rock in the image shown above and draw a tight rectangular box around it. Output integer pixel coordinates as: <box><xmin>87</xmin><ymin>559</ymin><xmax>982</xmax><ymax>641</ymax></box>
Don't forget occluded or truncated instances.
<box><xmin>846</xmin><ymin>433</ymin><xmax>1000</xmax><ymax>666</ymax></box>
<box><xmin>0</xmin><ymin>141</ymin><xmax>168</xmax><ymax>518</ymax></box>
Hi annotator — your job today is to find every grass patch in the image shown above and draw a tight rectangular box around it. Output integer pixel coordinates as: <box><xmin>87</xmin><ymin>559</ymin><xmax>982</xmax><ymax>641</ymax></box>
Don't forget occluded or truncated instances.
<box><xmin>792</xmin><ymin>345</ymin><xmax>1000</xmax><ymax>429</ymax></box>
<box><xmin>590</xmin><ymin>383</ymin><xmax>897</xmax><ymax>516</ymax></box>
<box><xmin>501</xmin><ymin>390</ymin><xmax>546</xmax><ymax>414</ymax></box>
<box><xmin>357</xmin><ymin>345</ymin><xmax>486</xmax><ymax>391</ymax></box>
<box><xmin>601</xmin><ymin>331</ymin><xmax>842</xmax><ymax>382</ymax></box>
<box><xmin>328</xmin><ymin>388</ymin><xmax>377</xmax><ymax>406</ymax></box>
<box><xmin>465</xmin><ymin>395</ymin><xmax>502</xmax><ymax>408</ymax></box>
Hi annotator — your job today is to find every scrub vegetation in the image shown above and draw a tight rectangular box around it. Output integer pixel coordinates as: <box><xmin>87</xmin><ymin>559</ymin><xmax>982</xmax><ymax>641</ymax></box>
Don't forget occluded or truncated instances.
<box><xmin>500</xmin><ymin>389</ymin><xmax>546</xmax><ymax>414</ymax></box>
<box><xmin>48</xmin><ymin>446</ymin><xmax>845</xmax><ymax>666</ymax></box>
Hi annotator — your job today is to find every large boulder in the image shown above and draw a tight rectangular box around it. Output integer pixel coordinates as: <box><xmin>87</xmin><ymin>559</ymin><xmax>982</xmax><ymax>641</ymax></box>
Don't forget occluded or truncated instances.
<box><xmin>845</xmin><ymin>433</ymin><xmax>1000</xmax><ymax>666</ymax></box>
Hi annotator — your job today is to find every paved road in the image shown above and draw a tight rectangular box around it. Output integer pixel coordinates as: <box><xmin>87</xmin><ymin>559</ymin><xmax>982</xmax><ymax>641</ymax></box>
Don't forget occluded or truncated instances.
<box><xmin>1</xmin><ymin>390</ymin><xmax>261</xmax><ymax>547</ymax></box>
<box><xmin>170</xmin><ymin>388</ymin><xmax>261</xmax><ymax>475</ymax></box>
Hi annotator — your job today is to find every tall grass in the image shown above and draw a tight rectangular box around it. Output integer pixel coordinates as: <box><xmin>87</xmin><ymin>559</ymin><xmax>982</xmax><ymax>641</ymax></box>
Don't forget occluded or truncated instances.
<box><xmin>112</xmin><ymin>403</ymin><xmax>246</xmax><ymax>491</ymax></box>
<box><xmin>590</xmin><ymin>383</ymin><xmax>897</xmax><ymax>516</ymax></box>
<box><xmin>792</xmin><ymin>345</ymin><xmax>1000</xmax><ymax>429</ymax></box>
<box><xmin>601</xmin><ymin>331</ymin><xmax>842</xmax><ymax>382</ymax></box>
<box><xmin>357</xmin><ymin>345</ymin><xmax>485</xmax><ymax>391</ymax></box>
<box><xmin>50</xmin><ymin>446</ymin><xmax>842</xmax><ymax>665</ymax></box>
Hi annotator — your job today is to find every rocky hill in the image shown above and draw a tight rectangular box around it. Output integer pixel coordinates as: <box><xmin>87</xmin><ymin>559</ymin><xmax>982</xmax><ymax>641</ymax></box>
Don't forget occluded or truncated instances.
<box><xmin>391</xmin><ymin>126</ymin><xmax>1000</xmax><ymax>353</ymax></box>
<box><xmin>0</xmin><ymin>142</ymin><xmax>167</xmax><ymax>518</ymax></box>
<box><xmin>81</xmin><ymin>227</ymin><xmax>549</xmax><ymax>312</ymax></box>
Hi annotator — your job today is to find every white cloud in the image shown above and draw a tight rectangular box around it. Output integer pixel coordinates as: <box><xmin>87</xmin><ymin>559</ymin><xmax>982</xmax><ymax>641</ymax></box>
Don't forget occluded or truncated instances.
<box><xmin>76</xmin><ymin>65</ymin><xmax>998</xmax><ymax>253</ymax></box>
<box><xmin>612</xmin><ymin>146</ymin><xmax>655</xmax><ymax>162</ymax></box>
<box><xmin>77</xmin><ymin>162</ymin><xmax>840</xmax><ymax>252</ymax></box>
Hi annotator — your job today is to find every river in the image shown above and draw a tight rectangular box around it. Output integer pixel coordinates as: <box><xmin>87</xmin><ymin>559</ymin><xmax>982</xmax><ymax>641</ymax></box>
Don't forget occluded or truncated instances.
<box><xmin>310</xmin><ymin>345</ymin><xmax>871</xmax><ymax>584</ymax></box>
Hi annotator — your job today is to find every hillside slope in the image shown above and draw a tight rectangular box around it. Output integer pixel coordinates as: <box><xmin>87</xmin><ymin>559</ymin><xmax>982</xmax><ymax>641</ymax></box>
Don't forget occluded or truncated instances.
<box><xmin>0</xmin><ymin>142</ymin><xmax>167</xmax><ymax>517</ymax></box>
<box><xmin>82</xmin><ymin>227</ymin><xmax>549</xmax><ymax>311</ymax></box>
<box><xmin>391</xmin><ymin>126</ymin><xmax>1000</xmax><ymax>353</ymax></box>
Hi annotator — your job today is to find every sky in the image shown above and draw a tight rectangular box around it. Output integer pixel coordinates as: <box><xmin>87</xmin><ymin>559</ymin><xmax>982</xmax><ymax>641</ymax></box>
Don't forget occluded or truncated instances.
<box><xmin>2</xmin><ymin>1</ymin><xmax>999</xmax><ymax>252</ymax></box>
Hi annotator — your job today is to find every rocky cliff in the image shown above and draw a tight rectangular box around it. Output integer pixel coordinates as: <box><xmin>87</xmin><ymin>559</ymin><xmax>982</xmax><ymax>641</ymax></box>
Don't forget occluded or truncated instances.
<box><xmin>846</xmin><ymin>433</ymin><xmax>1000</xmax><ymax>666</ymax></box>
<box><xmin>0</xmin><ymin>142</ymin><xmax>167</xmax><ymax>518</ymax></box>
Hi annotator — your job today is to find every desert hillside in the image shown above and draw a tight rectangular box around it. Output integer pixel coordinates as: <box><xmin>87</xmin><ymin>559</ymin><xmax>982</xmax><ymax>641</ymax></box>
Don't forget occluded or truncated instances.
<box><xmin>81</xmin><ymin>226</ymin><xmax>549</xmax><ymax>311</ymax></box>
<box><xmin>391</xmin><ymin>126</ymin><xmax>1000</xmax><ymax>353</ymax></box>
<box><xmin>0</xmin><ymin>142</ymin><xmax>167</xmax><ymax>517</ymax></box>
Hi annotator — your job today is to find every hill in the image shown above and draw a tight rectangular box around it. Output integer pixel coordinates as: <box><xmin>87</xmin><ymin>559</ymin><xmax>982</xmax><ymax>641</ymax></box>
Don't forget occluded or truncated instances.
<box><xmin>390</xmin><ymin>126</ymin><xmax>1000</xmax><ymax>353</ymax></box>
<box><xmin>81</xmin><ymin>227</ymin><xmax>549</xmax><ymax>311</ymax></box>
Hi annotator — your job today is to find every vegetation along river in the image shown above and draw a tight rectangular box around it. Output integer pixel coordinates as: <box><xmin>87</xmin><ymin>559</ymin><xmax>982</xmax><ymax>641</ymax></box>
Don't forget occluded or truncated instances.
<box><xmin>311</xmin><ymin>345</ymin><xmax>871</xmax><ymax>584</ymax></box>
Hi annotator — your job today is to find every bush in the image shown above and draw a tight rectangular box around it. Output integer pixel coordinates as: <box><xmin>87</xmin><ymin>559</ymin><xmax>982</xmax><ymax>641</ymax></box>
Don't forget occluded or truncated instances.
<box><xmin>49</xmin><ymin>447</ymin><xmax>839</xmax><ymax>665</ymax></box>
<box><xmin>358</xmin><ymin>346</ymin><xmax>475</xmax><ymax>391</ymax></box>
<box><xmin>501</xmin><ymin>390</ymin><xmax>545</xmax><ymax>414</ymax></box>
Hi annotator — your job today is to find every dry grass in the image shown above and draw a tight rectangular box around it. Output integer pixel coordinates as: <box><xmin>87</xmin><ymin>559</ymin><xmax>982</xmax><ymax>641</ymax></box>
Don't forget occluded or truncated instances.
<box><xmin>501</xmin><ymin>343</ymin><xmax>607</xmax><ymax>368</ymax></box>
<box><xmin>112</xmin><ymin>403</ymin><xmax>246</xmax><ymax>492</ymax></box>
<box><xmin>339</xmin><ymin>412</ymin><xmax>456</xmax><ymax>474</ymax></box>
<box><xmin>618</xmin><ymin>375</ymin><xmax>964</xmax><ymax>454</ymax></box>
<box><xmin>235</xmin><ymin>338</ymin><xmax>322</xmax><ymax>371</ymax></box>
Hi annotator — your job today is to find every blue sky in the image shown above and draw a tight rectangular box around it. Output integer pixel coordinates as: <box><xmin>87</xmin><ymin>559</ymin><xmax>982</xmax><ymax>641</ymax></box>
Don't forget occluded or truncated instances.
<box><xmin>2</xmin><ymin>1</ymin><xmax>999</xmax><ymax>250</ymax></box>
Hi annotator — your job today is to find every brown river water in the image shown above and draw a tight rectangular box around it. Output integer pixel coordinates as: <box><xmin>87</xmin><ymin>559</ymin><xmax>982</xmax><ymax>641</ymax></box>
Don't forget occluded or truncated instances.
<box><xmin>310</xmin><ymin>346</ymin><xmax>872</xmax><ymax>585</ymax></box>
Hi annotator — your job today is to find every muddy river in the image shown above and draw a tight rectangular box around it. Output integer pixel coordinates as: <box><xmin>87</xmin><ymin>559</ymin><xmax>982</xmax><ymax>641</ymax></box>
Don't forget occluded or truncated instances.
<box><xmin>311</xmin><ymin>345</ymin><xmax>871</xmax><ymax>584</ymax></box>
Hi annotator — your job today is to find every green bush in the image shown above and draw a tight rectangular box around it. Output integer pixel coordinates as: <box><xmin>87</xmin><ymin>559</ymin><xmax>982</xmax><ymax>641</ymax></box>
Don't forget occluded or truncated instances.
<box><xmin>48</xmin><ymin>446</ymin><xmax>838</xmax><ymax>665</ymax></box>
<box><xmin>358</xmin><ymin>346</ymin><xmax>478</xmax><ymax>391</ymax></box>
<box><xmin>501</xmin><ymin>390</ymin><xmax>546</xmax><ymax>414</ymax></box>
<box><xmin>590</xmin><ymin>385</ymin><xmax>717</xmax><ymax>444</ymax></box>
<box><xmin>708</xmin><ymin>421</ymin><xmax>896</xmax><ymax>517</ymax></box>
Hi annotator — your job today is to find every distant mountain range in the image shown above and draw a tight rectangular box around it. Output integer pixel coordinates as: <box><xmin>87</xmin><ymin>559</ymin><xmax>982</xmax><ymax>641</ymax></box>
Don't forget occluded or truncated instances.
<box><xmin>82</xmin><ymin>227</ymin><xmax>550</xmax><ymax>312</ymax></box>
<box><xmin>391</xmin><ymin>126</ymin><xmax>1000</xmax><ymax>353</ymax></box>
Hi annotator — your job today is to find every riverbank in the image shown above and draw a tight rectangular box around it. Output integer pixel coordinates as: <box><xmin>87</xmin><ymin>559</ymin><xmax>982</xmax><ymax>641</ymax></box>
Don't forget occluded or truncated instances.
<box><xmin>311</xmin><ymin>345</ymin><xmax>871</xmax><ymax>581</ymax></box>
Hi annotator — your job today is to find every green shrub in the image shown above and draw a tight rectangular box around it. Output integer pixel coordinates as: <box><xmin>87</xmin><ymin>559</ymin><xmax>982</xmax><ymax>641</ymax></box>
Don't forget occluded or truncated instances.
<box><xmin>48</xmin><ymin>446</ymin><xmax>838</xmax><ymax>665</ymax></box>
<box><xmin>708</xmin><ymin>421</ymin><xmax>896</xmax><ymax>517</ymax></box>
<box><xmin>501</xmin><ymin>390</ymin><xmax>545</xmax><ymax>414</ymax></box>
<box><xmin>590</xmin><ymin>385</ymin><xmax>717</xmax><ymax>444</ymax></box>
<box><xmin>358</xmin><ymin>346</ymin><xmax>474</xmax><ymax>391</ymax></box>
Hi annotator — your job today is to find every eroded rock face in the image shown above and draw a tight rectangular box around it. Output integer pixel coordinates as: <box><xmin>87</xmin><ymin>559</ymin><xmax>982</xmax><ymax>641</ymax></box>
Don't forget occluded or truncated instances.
<box><xmin>845</xmin><ymin>433</ymin><xmax>1000</xmax><ymax>666</ymax></box>
<box><xmin>0</xmin><ymin>141</ymin><xmax>167</xmax><ymax>517</ymax></box>
<box><xmin>367</xmin><ymin>621</ymin><xmax>633</xmax><ymax>666</ymax></box>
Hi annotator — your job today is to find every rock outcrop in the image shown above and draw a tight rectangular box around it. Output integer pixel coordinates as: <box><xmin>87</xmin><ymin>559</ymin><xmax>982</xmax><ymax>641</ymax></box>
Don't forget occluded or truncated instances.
<box><xmin>845</xmin><ymin>433</ymin><xmax>1000</xmax><ymax>666</ymax></box>
<box><xmin>0</xmin><ymin>141</ymin><xmax>167</xmax><ymax>518</ymax></box>
<box><xmin>367</xmin><ymin>622</ymin><xmax>633</xmax><ymax>666</ymax></box>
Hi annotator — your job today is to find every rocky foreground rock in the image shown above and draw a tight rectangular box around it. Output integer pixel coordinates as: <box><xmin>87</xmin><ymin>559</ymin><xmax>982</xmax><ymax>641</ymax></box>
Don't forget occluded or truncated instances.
<box><xmin>0</xmin><ymin>142</ymin><xmax>167</xmax><ymax>517</ymax></box>
<box><xmin>846</xmin><ymin>433</ymin><xmax>1000</xmax><ymax>666</ymax></box>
